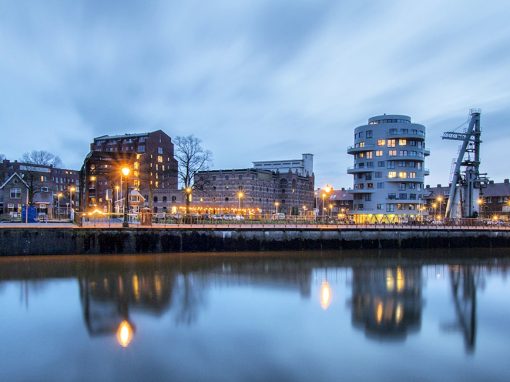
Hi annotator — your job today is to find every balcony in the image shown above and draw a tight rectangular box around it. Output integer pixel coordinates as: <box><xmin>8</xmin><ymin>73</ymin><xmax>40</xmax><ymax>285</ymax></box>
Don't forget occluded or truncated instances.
<box><xmin>424</xmin><ymin>148</ymin><xmax>430</xmax><ymax>156</ymax></box>
<box><xmin>347</xmin><ymin>167</ymin><xmax>373</xmax><ymax>174</ymax></box>
<box><xmin>386</xmin><ymin>176</ymin><xmax>423</xmax><ymax>182</ymax></box>
<box><xmin>388</xmin><ymin>131</ymin><xmax>426</xmax><ymax>139</ymax></box>
<box><xmin>348</xmin><ymin>188</ymin><xmax>376</xmax><ymax>193</ymax></box>
<box><xmin>347</xmin><ymin>144</ymin><xmax>375</xmax><ymax>154</ymax></box>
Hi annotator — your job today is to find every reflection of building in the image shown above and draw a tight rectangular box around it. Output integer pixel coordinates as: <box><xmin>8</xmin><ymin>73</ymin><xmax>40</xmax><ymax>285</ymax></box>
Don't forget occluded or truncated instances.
<box><xmin>79</xmin><ymin>271</ymin><xmax>174</xmax><ymax>337</ymax></box>
<box><xmin>81</xmin><ymin>130</ymin><xmax>179</xmax><ymax>213</ymax></box>
<box><xmin>351</xmin><ymin>266</ymin><xmax>422</xmax><ymax>340</ymax></box>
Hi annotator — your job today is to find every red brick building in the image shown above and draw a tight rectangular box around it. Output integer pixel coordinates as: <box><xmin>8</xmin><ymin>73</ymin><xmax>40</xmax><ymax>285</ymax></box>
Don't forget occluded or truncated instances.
<box><xmin>81</xmin><ymin>130</ymin><xmax>179</xmax><ymax>213</ymax></box>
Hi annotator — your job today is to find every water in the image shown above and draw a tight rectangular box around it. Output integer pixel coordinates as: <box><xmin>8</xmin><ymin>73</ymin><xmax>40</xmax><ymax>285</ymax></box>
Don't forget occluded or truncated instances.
<box><xmin>1</xmin><ymin>249</ymin><xmax>510</xmax><ymax>381</ymax></box>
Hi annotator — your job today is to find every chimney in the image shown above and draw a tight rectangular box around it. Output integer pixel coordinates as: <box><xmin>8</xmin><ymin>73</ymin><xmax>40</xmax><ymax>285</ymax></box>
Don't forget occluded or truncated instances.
<box><xmin>505</xmin><ymin>179</ymin><xmax>509</xmax><ymax>184</ymax></box>
<box><xmin>489</xmin><ymin>180</ymin><xmax>495</xmax><ymax>185</ymax></box>
<box><xmin>426</xmin><ymin>184</ymin><xmax>430</xmax><ymax>189</ymax></box>
<box><xmin>437</xmin><ymin>184</ymin><xmax>441</xmax><ymax>188</ymax></box>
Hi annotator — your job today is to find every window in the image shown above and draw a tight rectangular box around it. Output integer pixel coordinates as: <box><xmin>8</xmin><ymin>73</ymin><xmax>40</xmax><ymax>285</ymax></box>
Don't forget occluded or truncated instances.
<box><xmin>359</xmin><ymin>141</ymin><xmax>365</xmax><ymax>148</ymax></box>
<box><xmin>377</xmin><ymin>204</ymin><xmax>383</xmax><ymax>210</ymax></box>
<box><xmin>377</xmin><ymin>182</ymin><xmax>384</xmax><ymax>189</ymax></box>
<box><xmin>376</xmin><ymin>150</ymin><xmax>383</xmax><ymax>157</ymax></box>
<box><xmin>375</xmin><ymin>172</ymin><xmax>382</xmax><ymax>178</ymax></box>
<box><xmin>378</xmin><ymin>161</ymin><xmax>385</xmax><ymax>167</ymax></box>
<box><xmin>388</xmin><ymin>171</ymin><xmax>397</xmax><ymax>178</ymax></box>
<box><xmin>389</xmin><ymin>150</ymin><xmax>397</xmax><ymax>156</ymax></box>
<box><xmin>366</xmin><ymin>130</ymin><xmax>373</xmax><ymax>138</ymax></box>
<box><xmin>163</xmin><ymin>196</ymin><xmax>167</xmax><ymax>202</ymax></box>
<box><xmin>399</xmin><ymin>150</ymin><xmax>408</xmax><ymax>156</ymax></box>
<box><xmin>387</xmin><ymin>204</ymin><xmax>395</xmax><ymax>212</ymax></box>
<box><xmin>409</xmin><ymin>172</ymin><xmax>417</xmax><ymax>178</ymax></box>
<box><xmin>377</xmin><ymin>139</ymin><xmax>386</xmax><ymax>146</ymax></box>
<box><xmin>367</xmin><ymin>162</ymin><xmax>374</xmax><ymax>168</ymax></box>
<box><xmin>138</xmin><ymin>145</ymin><xmax>145</xmax><ymax>153</ymax></box>
<box><xmin>399</xmin><ymin>171</ymin><xmax>407</xmax><ymax>178</ymax></box>
<box><xmin>364</xmin><ymin>194</ymin><xmax>372</xmax><ymax>201</ymax></box>
<box><xmin>10</xmin><ymin>188</ymin><xmax>21</xmax><ymax>199</ymax></box>
<box><xmin>366</xmin><ymin>151</ymin><xmax>373</xmax><ymax>159</ymax></box>
<box><xmin>399</xmin><ymin>139</ymin><xmax>407</xmax><ymax>146</ymax></box>
<box><xmin>388</xmin><ymin>139</ymin><xmax>396</xmax><ymax>147</ymax></box>
<box><xmin>399</xmin><ymin>193</ymin><xmax>407</xmax><ymax>200</ymax></box>
<box><xmin>399</xmin><ymin>183</ymin><xmax>406</xmax><ymax>191</ymax></box>
<box><xmin>388</xmin><ymin>193</ymin><xmax>396</xmax><ymax>200</ymax></box>
<box><xmin>158</xmin><ymin>147</ymin><xmax>163</xmax><ymax>154</ymax></box>
<box><xmin>157</xmin><ymin>155</ymin><xmax>163</xmax><ymax>163</ymax></box>
<box><xmin>387</xmin><ymin>161</ymin><xmax>395</xmax><ymax>169</ymax></box>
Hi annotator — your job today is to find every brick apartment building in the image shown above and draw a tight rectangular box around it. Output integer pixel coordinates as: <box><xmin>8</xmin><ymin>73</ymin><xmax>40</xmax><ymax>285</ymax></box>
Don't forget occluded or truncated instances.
<box><xmin>424</xmin><ymin>179</ymin><xmax>510</xmax><ymax>219</ymax></box>
<box><xmin>81</xmin><ymin>130</ymin><xmax>180</xmax><ymax>213</ymax></box>
<box><xmin>0</xmin><ymin>159</ymin><xmax>79</xmax><ymax>219</ymax></box>
<box><xmin>194</xmin><ymin>167</ymin><xmax>315</xmax><ymax>215</ymax></box>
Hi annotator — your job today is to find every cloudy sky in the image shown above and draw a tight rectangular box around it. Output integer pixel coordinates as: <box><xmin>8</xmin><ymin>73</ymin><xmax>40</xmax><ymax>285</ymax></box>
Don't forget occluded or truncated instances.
<box><xmin>1</xmin><ymin>0</ymin><xmax>509</xmax><ymax>187</ymax></box>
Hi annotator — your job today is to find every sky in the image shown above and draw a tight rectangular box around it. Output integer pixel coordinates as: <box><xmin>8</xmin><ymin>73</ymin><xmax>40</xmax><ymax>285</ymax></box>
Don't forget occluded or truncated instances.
<box><xmin>1</xmin><ymin>0</ymin><xmax>509</xmax><ymax>188</ymax></box>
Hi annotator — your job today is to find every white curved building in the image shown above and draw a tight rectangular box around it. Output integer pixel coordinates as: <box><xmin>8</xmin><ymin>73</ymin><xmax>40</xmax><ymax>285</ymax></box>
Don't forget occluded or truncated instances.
<box><xmin>347</xmin><ymin>114</ymin><xmax>429</xmax><ymax>222</ymax></box>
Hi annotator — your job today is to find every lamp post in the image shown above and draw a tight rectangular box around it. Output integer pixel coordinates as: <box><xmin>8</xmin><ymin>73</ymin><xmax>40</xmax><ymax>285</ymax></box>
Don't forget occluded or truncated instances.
<box><xmin>274</xmin><ymin>201</ymin><xmax>280</xmax><ymax>214</ymax></box>
<box><xmin>185</xmin><ymin>187</ymin><xmax>192</xmax><ymax>215</ymax></box>
<box><xmin>69</xmin><ymin>186</ymin><xmax>76</xmax><ymax>219</ymax></box>
<box><xmin>57</xmin><ymin>192</ymin><xmax>63</xmax><ymax>220</ymax></box>
<box><xmin>122</xmin><ymin>167</ymin><xmax>130</xmax><ymax>228</ymax></box>
<box><xmin>321</xmin><ymin>185</ymin><xmax>333</xmax><ymax>217</ymax></box>
<box><xmin>237</xmin><ymin>191</ymin><xmax>244</xmax><ymax>211</ymax></box>
<box><xmin>436</xmin><ymin>196</ymin><xmax>444</xmax><ymax>220</ymax></box>
<box><xmin>477</xmin><ymin>198</ymin><xmax>484</xmax><ymax>220</ymax></box>
<box><xmin>115</xmin><ymin>185</ymin><xmax>120</xmax><ymax>213</ymax></box>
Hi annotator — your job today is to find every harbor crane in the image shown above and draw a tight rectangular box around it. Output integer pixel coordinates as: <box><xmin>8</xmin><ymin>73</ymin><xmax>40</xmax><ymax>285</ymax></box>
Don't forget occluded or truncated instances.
<box><xmin>442</xmin><ymin>109</ymin><xmax>488</xmax><ymax>219</ymax></box>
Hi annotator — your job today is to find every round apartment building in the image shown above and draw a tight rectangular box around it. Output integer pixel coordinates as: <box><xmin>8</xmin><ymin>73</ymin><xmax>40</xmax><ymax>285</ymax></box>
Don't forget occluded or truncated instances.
<box><xmin>347</xmin><ymin>114</ymin><xmax>429</xmax><ymax>223</ymax></box>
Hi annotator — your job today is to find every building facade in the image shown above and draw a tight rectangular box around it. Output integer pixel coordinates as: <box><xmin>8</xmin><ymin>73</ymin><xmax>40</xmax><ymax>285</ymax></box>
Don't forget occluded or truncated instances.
<box><xmin>253</xmin><ymin>154</ymin><xmax>313</xmax><ymax>177</ymax></box>
<box><xmin>347</xmin><ymin>115</ymin><xmax>429</xmax><ymax>222</ymax></box>
<box><xmin>194</xmin><ymin>168</ymin><xmax>315</xmax><ymax>215</ymax></box>
<box><xmin>81</xmin><ymin>130</ymin><xmax>179</xmax><ymax>214</ymax></box>
<box><xmin>0</xmin><ymin>159</ymin><xmax>79</xmax><ymax>219</ymax></box>
<box><xmin>424</xmin><ymin>179</ymin><xmax>510</xmax><ymax>220</ymax></box>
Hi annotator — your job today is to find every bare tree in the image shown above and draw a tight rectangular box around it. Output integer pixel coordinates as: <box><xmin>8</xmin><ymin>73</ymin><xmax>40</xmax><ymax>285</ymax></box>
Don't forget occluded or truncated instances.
<box><xmin>21</xmin><ymin>150</ymin><xmax>62</xmax><ymax>167</ymax></box>
<box><xmin>0</xmin><ymin>153</ymin><xmax>5</xmax><ymax>161</ymax></box>
<box><xmin>174</xmin><ymin>135</ymin><xmax>212</xmax><ymax>213</ymax></box>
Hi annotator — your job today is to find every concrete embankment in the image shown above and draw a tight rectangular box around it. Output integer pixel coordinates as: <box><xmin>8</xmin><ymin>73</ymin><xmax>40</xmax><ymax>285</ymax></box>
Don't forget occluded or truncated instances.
<box><xmin>2</xmin><ymin>226</ymin><xmax>510</xmax><ymax>256</ymax></box>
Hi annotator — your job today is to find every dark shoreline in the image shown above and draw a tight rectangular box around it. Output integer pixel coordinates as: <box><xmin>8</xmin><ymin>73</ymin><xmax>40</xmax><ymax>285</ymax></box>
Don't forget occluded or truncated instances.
<box><xmin>3</xmin><ymin>227</ymin><xmax>510</xmax><ymax>256</ymax></box>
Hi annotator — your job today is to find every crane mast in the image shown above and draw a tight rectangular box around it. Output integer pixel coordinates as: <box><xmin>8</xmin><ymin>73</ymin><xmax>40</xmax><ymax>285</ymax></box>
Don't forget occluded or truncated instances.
<box><xmin>442</xmin><ymin>109</ymin><xmax>487</xmax><ymax>219</ymax></box>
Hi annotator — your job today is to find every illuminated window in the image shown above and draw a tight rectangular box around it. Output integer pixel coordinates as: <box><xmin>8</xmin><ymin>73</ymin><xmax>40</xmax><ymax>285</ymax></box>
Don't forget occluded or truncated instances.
<box><xmin>409</xmin><ymin>172</ymin><xmax>416</xmax><ymax>178</ymax></box>
<box><xmin>387</xmin><ymin>139</ymin><xmax>396</xmax><ymax>147</ymax></box>
<box><xmin>376</xmin><ymin>150</ymin><xmax>383</xmax><ymax>157</ymax></box>
<box><xmin>134</xmin><ymin>162</ymin><xmax>139</xmax><ymax>170</ymax></box>
<box><xmin>377</xmin><ymin>139</ymin><xmax>386</xmax><ymax>146</ymax></box>
<box><xmin>157</xmin><ymin>155</ymin><xmax>163</xmax><ymax>163</ymax></box>
<box><xmin>399</xmin><ymin>139</ymin><xmax>407</xmax><ymax>146</ymax></box>
<box><xmin>388</xmin><ymin>171</ymin><xmax>397</xmax><ymax>178</ymax></box>
<box><xmin>389</xmin><ymin>150</ymin><xmax>397</xmax><ymax>156</ymax></box>
<box><xmin>399</xmin><ymin>171</ymin><xmax>407</xmax><ymax>178</ymax></box>
<box><xmin>359</xmin><ymin>141</ymin><xmax>365</xmax><ymax>148</ymax></box>
<box><xmin>366</xmin><ymin>151</ymin><xmax>373</xmax><ymax>159</ymax></box>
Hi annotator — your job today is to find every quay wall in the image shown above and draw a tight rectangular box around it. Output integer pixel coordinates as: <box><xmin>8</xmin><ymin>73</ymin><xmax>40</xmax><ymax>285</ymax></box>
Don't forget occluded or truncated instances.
<box><xmin>2</xmin><ymin>227</ymin><xmax>510</xmax><ymax>256</ymax></box>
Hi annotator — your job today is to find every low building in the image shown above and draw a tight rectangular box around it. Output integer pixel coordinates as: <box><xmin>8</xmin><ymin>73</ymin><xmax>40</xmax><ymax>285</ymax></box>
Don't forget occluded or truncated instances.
<box><xmin>81</xmin><ymin>130</ymin><xmax>179</xmax><ymax>214</ymax></box>
<box><xmin>253</xmin><ymin>153</ymin><xmax>313</xmax><ymax>177</ymax></box>
<box><xmin>194</xmin><ymin>167</ymin><xmax>315</xmax><ymax>216</ymax></box>
<box><xmin>424</xmin><ymin>179</ymin><xmax>510</xmax><ymax>219</ymax></box>
<box><xmin>0</xmin><ymin>159</ymin><xmax>79</xmax><ymax>219</ymax></box>
<box><xmin>329</xmin><ymin>188</ymin><xmax>354</xmax><ymax>216</ymax></box>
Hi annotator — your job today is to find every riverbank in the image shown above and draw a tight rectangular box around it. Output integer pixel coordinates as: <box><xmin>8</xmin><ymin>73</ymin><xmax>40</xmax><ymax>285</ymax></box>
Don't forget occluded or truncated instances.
<box><xmin>2</xmin><ymin>226</ymin><xmax>510</xmax><ymax>255</ymax></box>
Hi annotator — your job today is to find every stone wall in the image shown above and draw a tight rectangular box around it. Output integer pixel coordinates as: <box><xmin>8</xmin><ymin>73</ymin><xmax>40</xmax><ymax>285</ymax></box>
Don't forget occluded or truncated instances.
<box><xmin>1</xmin><ymin>227</ymin><xmax>510</xmax><ymax>256</ymax></box>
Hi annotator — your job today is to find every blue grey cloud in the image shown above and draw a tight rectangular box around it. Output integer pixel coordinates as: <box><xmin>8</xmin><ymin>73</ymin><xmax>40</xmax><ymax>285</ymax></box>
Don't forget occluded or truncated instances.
<box><xmin>0</xmin><ymin>0</ymin><xmax>509</xmax><ymax>187</ymax></box>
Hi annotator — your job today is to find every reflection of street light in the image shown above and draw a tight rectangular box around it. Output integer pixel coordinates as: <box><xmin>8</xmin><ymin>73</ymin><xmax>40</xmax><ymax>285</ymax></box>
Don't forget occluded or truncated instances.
<box><xmin>274</xmin><ymin>201</ymin><xmax>280</xmax><ymax>214</ymax></box>
<box><xmin>121</xmin><ymin>167</ymin><xmax>130</xmax><ymax>228</ymax></box>
<box><xmin>116</xmin><ymin>320</ymin><xmax>134</xmax><ymax>348</ymax></box>
<box><xmin>432</xmin><ymin>202</ymin><xmax>437</xmax><ymax>219</ymax></box>
<box><xmin>320</xmin><ymin>281</ymin><xmax>332</xmax><ymax>310</ymax></box>
<box><xmin>69</xmin><ymin>186</ymin><xmax>76</xmax><ymax>218</ymax></box>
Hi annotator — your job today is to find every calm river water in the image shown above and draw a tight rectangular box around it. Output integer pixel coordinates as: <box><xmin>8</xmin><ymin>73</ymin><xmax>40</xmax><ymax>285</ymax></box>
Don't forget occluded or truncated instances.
<box><xmin>1</xmin><ymin>249</ymin><xmax>510</xmax><ymax>381</ymax></box>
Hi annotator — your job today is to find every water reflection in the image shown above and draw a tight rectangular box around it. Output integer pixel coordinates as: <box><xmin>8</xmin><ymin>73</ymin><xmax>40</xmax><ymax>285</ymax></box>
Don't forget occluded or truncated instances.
<box><xmin>444</xmin><ymin>265</ymin><xmax>479</xmax><ymax>353</ymax></box>
<box><xmin>350</xmin><ymin>266</ymin><xmax>422</xmax><ymax>340</ymax></box>
<box><xmin>0</xmin><ymin>253</ymin><xmax>509</xmax><ymax>357</ymax></box>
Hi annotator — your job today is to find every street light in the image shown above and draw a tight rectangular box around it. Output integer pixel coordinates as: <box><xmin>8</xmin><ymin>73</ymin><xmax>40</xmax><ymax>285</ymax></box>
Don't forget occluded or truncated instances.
<box><xmin>237</xmin><ymin>191</ymin><xmax>244</xmax><ymax>211</ymax></box>
<box><xmin>274</xmin><ymin>201</ymin><xmax>280</xmax><ymax>214</ymax></box>
<box><xmin>57</xmin><ymin>192</ymin><xmax>63</xmax><ymax>220</ymax></box>
<box><xmin>121</xmin><ymin>167</ymin><xmax>130</xmax><ymax>228</ymax></box>
<box><xmin>477</xmin><ymin>198</ymin><xmax>484</xmax><ymax>219</ymax></box>
<box><xmin>436</xmin><ymin>196</ymin><xmax>444</xmax><ymax>220</ymax></box>
<box><xmin>321</xmin><ymin>185</ymin><xmax>333</xmax><ymax>217</ymax></box>
<box><xmin>69</xmin><ymin>186</ymin><xmax>76</xmax><ymax>219</ymax></box>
